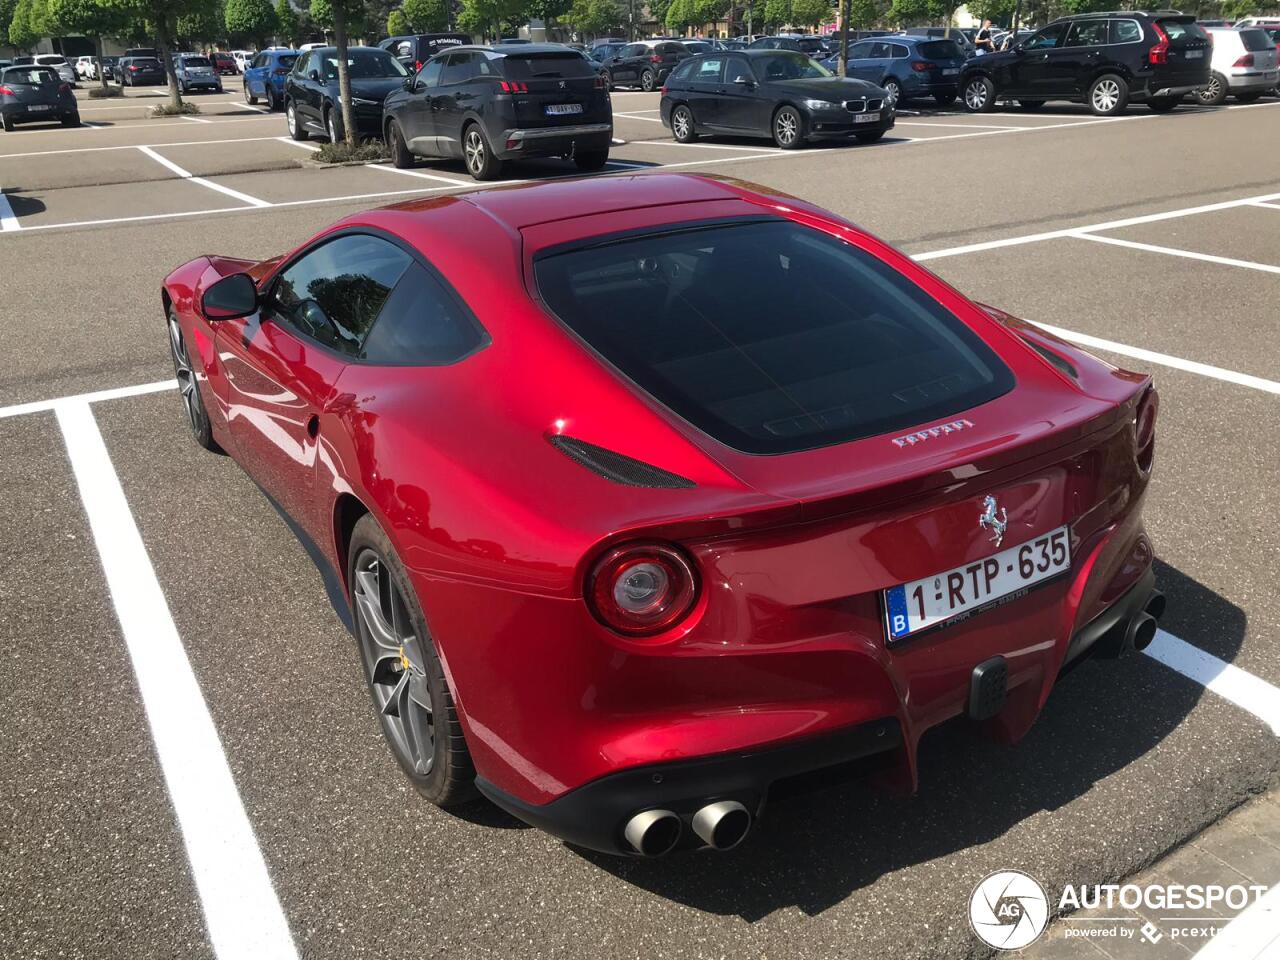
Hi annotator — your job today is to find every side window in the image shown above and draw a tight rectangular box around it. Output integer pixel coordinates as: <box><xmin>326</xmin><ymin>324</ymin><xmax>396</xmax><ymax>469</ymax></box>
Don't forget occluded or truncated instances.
<box><xmin>696</xmin><ymin>57</ymin><xmax>724</xmax><ymax>81</ymax></box>
<box><xmin>293</xmin><ymin>52</ymin><xmax>309</xmax><ymax>75</ymax></box>
<box><xmin>1110</xmin><ymin>19</ymin><xmax>1142</xmax><ymax>43</ymax></box>
<box><xmin>419</xmin><ymin>56</ymin><xmax>445</xmax><ymax>87</ymax></box>
<box><xmin>395</xmin><ymin>41</ymin><xmax>412</xmax><ymax>58</ymax></box>
<box><xmin>1065</xmin><ymin>20</ymin><xmax>1108</xmax><ymax>47</ymax></box>
<box><xmin>622</xmin><ymin>44</ymin><xmax>645</xmax><ymax>58</ymax></box>
<box><xmin>361</xmin><ymin>263</ymin><xmax>487</xmax><ymax>365</ymax></box>
<box><xmin>890</xmin><ymin>43</ymin><xmax>909</xmax><ymax>58</ymax></box>
<box><xmin>1024</xmin><ymin>23</ymin><xmax>1068</xmax><ymax>49</ymax></box>
<box><xmin>271</xmin><ymin>235</ymin><xmax>412</xmax><ymax>358</ymax></box>
<box><xmin>726</xmin><ymin>57</ymin><xmax>752</xmax><ymax>82</ymax></box>
<box><xmin>669</xmin><ymin>59</ymin><xmax>696</xmax><ymax>81</ymax></box>
<box><xmin>848</xmin><ymin>42</ymin><xmax>873</xmax><ymax>58</ymax></box>
<box><xmin>440</xmin><ymin>53</ymin><xmax>470</xmax><ymax>84</ymax></box>
<box><xmin>868</xmin><ymin>42</ymin><xmax>891</xmax><ymax>58</ymax></box>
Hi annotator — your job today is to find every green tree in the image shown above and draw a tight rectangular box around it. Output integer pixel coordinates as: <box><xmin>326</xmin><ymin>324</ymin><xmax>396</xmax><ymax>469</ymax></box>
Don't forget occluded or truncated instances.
<box><xmin>274</xmin><ymin>0</ymin><xmax>299</xmax><ymax>41</ymax></box>
<box><xmin>46</xmin><ymin>0</ymin><xmax>132</xmax><ymax>89</ymax></box>
<box><xmin>401</xmin><ymin>0</ymin><xmax>447</xmax><ymax>30</ymax></box>
<box><xmin>7</xmin><ymin>0</ymin><xmax>39</xmax><ymax>49</ymax></box>
<box><xmin>886</xmin><ymin>0</ymin><xmax>923</xmax><ymax>25</ymax></box>
<box><xmin>457</xmin><ymin>0</ymin><xmax>522</xmax><ymax>38</ymax></box>
<box><xmin>178</xmin><ymin>0</ymin><xmax>225</xmax><ymax>45</ymax></box>
<box><xmin>306</xmin><ymin>0</ymin><xmax>368</xmax><ymax>147</ymax></box>
<box><xmin>761</xmin><ymin>0</ymin><xmax>788</xmax><ymax>28</ymax></box>
<box><xmin>386</xmin><ymin>4</ymin><xmax>405</xmax><ymax>30</ymax></box>
<box><xmin>565</xmin><ymin>0</ymin><xmax>619</xmax><ymax>35</ymax></box>
<box><xmin>789</xmin><ymin>0</ymin><xmax>828</xmax><ymax>27</ymax></box>
<box><xmin>225</xmin><ymin>0</ymin><xmax>276</xmax><ymax>43</ymax></box>
<box><xmin>104</xmin><ymin>0</ymin><xmax>225</xmax><ymax>108</ymax></box>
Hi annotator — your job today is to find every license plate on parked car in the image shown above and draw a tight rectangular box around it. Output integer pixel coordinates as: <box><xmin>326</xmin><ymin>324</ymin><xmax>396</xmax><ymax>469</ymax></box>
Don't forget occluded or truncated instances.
<box><xmin>27</xmin><ymin>104</ymin><xmax>51</xmax><ymax>111</ymax></box>
<box><xmin>942</xmin><ymin>68</ymin><xmax>959</xmax><ymax>75</ymax></box>
<box><xmin>545</xmin><ymin>103</ymin><xmax>583</xmax><ymax>115</ymax></box>
<box><xmin>1186</xmin><ymin>49</ymin><xmax>1203</xmax><ymax>58</ymax></box>
<box><xmin>854</xmin><ymin>113</ymin><xmax>878</xmax><ymax>123</ymax></box>
<box><xmin>883</xmin><ymin>526</ymin><xmax>1071</xmax><ymax>642</ymax></box>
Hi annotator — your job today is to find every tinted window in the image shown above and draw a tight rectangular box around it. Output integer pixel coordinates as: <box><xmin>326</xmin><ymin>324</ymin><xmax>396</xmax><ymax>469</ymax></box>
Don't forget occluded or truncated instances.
<box><xmin>725</xmin><ymin>57</ymin><xmax>752</xmax><ymax>82</ymax></box>
<box><xmin>293</xmin><ymin>52</ymin><xmax>310</xmax><ymax>74</ymax></box>
<box><xmin>1110</xmin><ymin>19</ymin><xmax>1142</xmax><ymax>43</ymax></box>
<box><xmin>535</xmin><ymin>220</ymin><xmax>1014</xmax><ymax>455</ymax></box>
<box><xmin>277</xmin><ymin>54</ymin><xmax>298</xmax><ymax>70</ymax></box>
<box><xmin>848</xmin><ymin>42</ymin><xmax>874</xmax><ymax>58</ymax></box>
<box><xmin>440</xmin><ymin>53</ymin><xmax>473</xmax><ymax>83</ymax></box>
<box><xmin>695</xmin><ymin>57</ymin><xmax>724</xmax><ymax>80</ymax></box>
<box><xmin>889</xmin><ymin>43</ymin><xmax>909</xmax><ymax>58</ymax></box>
<box><xmin>797</xmin><ymin>38</ymin><xmax>824</xmax><ymax>53</ymax></box>
<box><xmin>1240</xmin><ymin>28</ymin><xmax>1273</xmax><ymax>51</ymax></box>
<box><xmin>868</xmin><ymin>42</ymin><xmax>891</xmax><ymax>57</ymax></box>
<box><xmin>182</xmin><ymin>56</ymin><xmax>212</xmax><ymax>67</ymax></box>
<box><xmin>419</xmin><ymin>57</ymin><xmax>444</xmax><ymax>87</ymax></box>
<box><xmin>755</xmin><ymin>52</ymin><xmax>832</xmax><ymax>80</ymax></box>
<box><xmin>669</xmin><ymin>59</ymin><xmax>697</xmax><ymax>81</ymax></box>
<box><xmin>321</xmin><ymin>49</ymin><xmax>407</xmax><ymax>79</ymax></box>
<box><xmin>918</xmin><ymin>40</ymin><xmax>962</xmax><ymax>59</ymax></box>
<box><xmin>2</xmin><ymin>67</ymin><xmax>58</xmax><ymax>85</ymax></box>
<box><xmin>500</xmin><ymin>53</ymin><xmax>595</xmax><ymax>78</ymax></box>
<box><xmin>1065</xmin><ymin>20</ymin><xmax>1109</xmax><ymax>47</ymax></box>
<box><xmin>362</xmin><ymin>263</ymin><xmax>486</xmax><ymax>365</ymax></box>
<box><xmin>684</xmin><ymin>41</ymin><xmax>713</xmax><ymax>54</ymax></box>
<box><xmin>272</xmin><ymin>235</ymin><xmax>411</xmax><ymax>358</ymax></box>
<box><xmin>1025</xmin><ymin>24</ymin><xmax>1068</xmax><ymax>49</ymax></box>
<box><xmin>621</xmin><ymin>44</ymin><xmax>646</xmax><ymax>57</ymax></box>
<box><xmin>133</xmin><ymin>58</ymin><xmax>161</xmax><ymax>68</ymax></box>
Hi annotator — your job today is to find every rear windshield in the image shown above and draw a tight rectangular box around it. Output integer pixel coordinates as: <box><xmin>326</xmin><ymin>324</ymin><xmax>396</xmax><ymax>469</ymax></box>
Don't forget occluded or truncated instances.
<box><xmin>683</xmin><ymin>41</ymin><xmax>713</xmax><ymax>54</ymax></box>
<box><xmin>321</xmin><ymin>49</ymin><xmax>408</xmax><ymax>78</ymax></box>
<box><xmin>918</xmin><ymin>40</ymin><xmax>963</xmax><ymax>59</ymax></box>
<box><xmin>1158</xmin><ymin>19</ymin><xmax>1207</xmax><ymax>42</ymax></box>
<box><xmin>182</xmin><ymin>57</ymin><xmax>212</xmax><ymax>67</ymax></box>
<box><xmin>35</xmin><ymin>56</ymin><xmax>66</xmax><ymax>64</ymax></box>
<box><xmin>276</xmin><ymin>54</ymin><xmax>299</xmax><ymax>68</ymax></box>
<box><xmin>796</xmin><ymin>37</ymin><xmax>825</xmax><ymax>53</ymax></box>
<box><xmin>500</xmin><ymin>53</ymin><xmax>595</xmax><ymax>78</ymax></box>
<box><xmin>2</xmin><ymin>67</ymin><xmax>59</xmax><ymax>85</ymax></box>
<box><xmin>535</xmin><ymin>220</ymin><xmax>1014</xmax><ymax>454</ymax></box>
<box><xmin>1240</xmin><ymin>28</ymin><xmax>1273</xmax><ymax>51</ymax></box>
<box><xmin>133</xmin><ymin>58</ymin><xmax>161</xmax><ymax>68</ymax></box>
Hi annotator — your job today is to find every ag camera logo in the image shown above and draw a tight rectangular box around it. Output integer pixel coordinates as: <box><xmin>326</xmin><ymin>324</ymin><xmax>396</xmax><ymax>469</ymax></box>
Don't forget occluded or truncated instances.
<box><xmin>969</xmin><ymin>870</ymin><xmax>1050</xmax><ymax>950</ymax></box>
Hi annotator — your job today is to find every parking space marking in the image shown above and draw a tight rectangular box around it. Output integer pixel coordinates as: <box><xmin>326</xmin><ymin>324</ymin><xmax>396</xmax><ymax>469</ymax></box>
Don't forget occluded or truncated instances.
<box><xmin>1074</xmin><ymin>233</ymin><xmax>1280</xmax><ymax>275</ymax></box>
<box><xmin>0</xmin><ymin>378</ymin><xmax>176</xmax><ymax>419</ymax></box>
<box><xmin>1030</xmin><ymin>320</ymin><xmax>1280</xmax><ymax>396</ymax></box>
<box><xmin>179</xmin><ymin>114</ymin><xmax>214</xmax><ymax>124</ymax></box>
<box><xmin>1144</xmin><ymin>630</ymin><xmax>1280</xmax><ymax>736</ymax></box>
<box><xmin>1227</xmin><ymin>100</ymin><xmax>1280</xmax><ymax>110</ymax></box>
<box><xmin>0</xmin><ymin>189</ymin><xmax>18</xmax><ymax>231</ymax></box>
<box><xmin>639</xmin><ymin>140</ymin><xmax>783</xmax><ymax>153</ymax></box>
<box><xmin>137</xmin><ymin>145</ymin><xmax>270</xmax><ymax>207</ymax></box>
<box><xmin>364</xmin><ymin>164</ymin><xmax>470</xmax><ymax>186</ymax></box>
<box><xmin>1249</xmin><ymin>200</ymin><xmax>1280</xmax><ymax>211</ymax></box>
<box><xmin>276</xmin><ymin>136</ymin><xmax>319</xmax><ymax>152</ymax></box>
<box><xmin>895</xmin><ymin>120</ymin><xmax>1023</xmax><ymax>130</ymax></box>
<box><xmin>54</xmin><ymin>400</ymin><xmax>299</xmax><ymax>960</ymax></box>
<box><xmin>914</xmin><ymin>189</ymin><xmax>1280</xmax><ymax>261</ymax></box>
<box><xmin>613</xmin><ymin>112</ymin><xmax>663</xmax><ymax>122</ymax></box>
<box><xmin>1192</xmin><ymin>880</ymin><xmax>1280</xmax><ymax>959</ymax></box>
<box><xmin>0</xmin><ymin>135</ymin><xmax>291</xmax><ymax>160</ymax></box>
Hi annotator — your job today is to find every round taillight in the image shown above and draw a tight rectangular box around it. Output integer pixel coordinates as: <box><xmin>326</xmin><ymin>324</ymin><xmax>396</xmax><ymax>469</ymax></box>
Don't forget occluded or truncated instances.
<box><xmin>588</xmin><ymin>543</ymin><xmax>698</xmax><ymax>637</ymax></box>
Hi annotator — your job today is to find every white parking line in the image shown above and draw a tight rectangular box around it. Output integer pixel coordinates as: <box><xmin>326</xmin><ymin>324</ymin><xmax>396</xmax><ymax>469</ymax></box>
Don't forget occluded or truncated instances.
<box><xmin>363</xmin><ymin>164</ymin><xmax>470</xmax><ymax>186</ymax></box>
<box><xmin>1249</xmin><ymin>200</ymin><xmax>1280</xmax><ymax>211</ymax></box>
<box><xmin>55</xmin><ymin>400</ymin><xmax>299</xmax><ymax>960</ymax></box>
<box><xmin>1074</xmin><ymin>233</ymin><xmax>1280</xmax><ymax>275</ymax></box>
<box><xmin>179</xmin><ymin>114</ymin><xmax>214</xmax><ymax>124</ymax></box>
<box><xmin>1192</xmin><ymin>881</ymin><xmax>1280</xmax><ymax>959</ymax></box>
<box><xmin>895</xmin><ymin>120</ymin><xmax>1023</xmax><ymax>130</ymax></box>
<box><xmin>0</xmin><ymin>378</ymin><xmax>176</xmax><ymax>419</ymax></box>
<box><xmin>0</xmin><ymin>188</ymin><xmax>19</xmax><ymax>231</ymax></box>
<box><xmin>1144</xmin><ymin>630</ymin><xmax>1280</xmax><ymax>736</ymax></box>
<box><xmin>1227</xmin><ymin>100</ymin><xmax>1280</xmax><ymax>110</ymax></box>
<box><xmin>276</xmin><ymin>136</ymin><xmax>319</xmax><ymax>152</ymax></box>
<box><xmin>914</xmin><ymin>189</ymin><xmax>1280</xmax><ymax>261</ymax></box>
<box><xmin>137</xmin><ymin>145</ymin><xmax>270</xmax><ymax>207</ymax></box>
<box><xmin>613</xmin><ymin>113</ymin><xmax>663</xmax><ymax>122</ymax></box>
<box><xmin>640</xmin><ymin>140</ymin><xmax>783</xmax><ymax>153</ymax></box>
<box><xmin>1030</xmin><ymin>320</ymin><xmax>1280</xmax><ymax>396</ymax></box>
<box><xmin>0</xmin><ymin>135</ymin><xmax>293</xmax><ymax>160</ymax></box>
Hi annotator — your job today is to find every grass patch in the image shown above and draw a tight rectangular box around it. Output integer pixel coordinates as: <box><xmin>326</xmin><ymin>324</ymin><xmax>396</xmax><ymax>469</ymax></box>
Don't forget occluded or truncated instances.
<box><xmin>314</xmin><ymin>139</ymin><xmax>389</xmax><ymax>164</ymax></box>
<box><xmin>87</xmin><ymin>85</ymin><xmax>124</xmax><ymax>99</ymax></box>
<box><xmin>150</xmin><ymin>101</ymin><xmax>202</xmax><ymax>117</ymax></box>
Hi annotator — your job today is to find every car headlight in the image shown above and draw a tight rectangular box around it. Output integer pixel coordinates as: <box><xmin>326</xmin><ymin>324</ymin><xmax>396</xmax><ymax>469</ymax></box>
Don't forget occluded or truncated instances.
<box><xmin>801</xmin><ymin>98</ymin><xmax>837</xmax><ymax>110</ymax></box>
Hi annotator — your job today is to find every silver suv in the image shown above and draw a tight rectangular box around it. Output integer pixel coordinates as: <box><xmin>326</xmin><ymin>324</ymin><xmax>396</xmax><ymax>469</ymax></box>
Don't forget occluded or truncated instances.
<box><xmin>1197</xmin><ymin>27</ymin><xmax>1278</xmax><ymax>104</ymax></box>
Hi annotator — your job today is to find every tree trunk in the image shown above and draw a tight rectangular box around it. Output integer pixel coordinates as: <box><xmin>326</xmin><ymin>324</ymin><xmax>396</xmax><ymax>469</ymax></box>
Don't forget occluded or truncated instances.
<box><xmin>837</xmin><ymin>0</ymin><xmax>849</xmax><ymax>77</ymax></box>
<box><xmin>332</xmin><ymin>4</ymin><xmax>358</xmax><ymax>148</ymax></box>
<box><xmin>155</xmin><ymin>18</ymin><xmax>183</xmax><ymax>110</ymax></box>
<box><xmin>95</xmin><ymin>36</ymin><xmax>108</xmax><ymax>91</ymax></box>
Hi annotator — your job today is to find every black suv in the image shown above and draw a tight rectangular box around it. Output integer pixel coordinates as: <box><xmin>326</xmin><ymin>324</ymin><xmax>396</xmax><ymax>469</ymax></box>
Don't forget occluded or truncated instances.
<box><xmin>382</xmin><ymin>44</ymin><xmax>612</xmax><ymax>180</ymax></box>
<box><xmin>596</xmin><ymin>40</ymin><xmax>691</xmax><ymax>91</ymax></box>
<box><xmin>285</xmin><ymin>46</ymin><xmax>409</xmax><ymax>143</ymax></box>
<box><xmin>960</xmin><ymin>11</ymin><xmax>1210</xmax><ymax>115</ymax></box>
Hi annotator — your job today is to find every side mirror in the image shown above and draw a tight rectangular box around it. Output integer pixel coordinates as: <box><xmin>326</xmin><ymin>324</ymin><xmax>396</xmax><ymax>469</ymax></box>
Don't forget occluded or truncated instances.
<box><xmin>308</xmin><ymin>69</ymin><xmax>319</xmax><ymax>80</ymax></box>
<box><xmin>732</xmin><ymin>75</ymin><xmax>754</xmax><ymax>86</ymax></box>
<box><xmin>202</xmin><ymin>273</ymin><xmax>259</xmax><ymax>321</ymax></box>
<box><xmin>403</xmin><ymin>76</ymin><xmax>415</xmax><ymax>91</ymax></box>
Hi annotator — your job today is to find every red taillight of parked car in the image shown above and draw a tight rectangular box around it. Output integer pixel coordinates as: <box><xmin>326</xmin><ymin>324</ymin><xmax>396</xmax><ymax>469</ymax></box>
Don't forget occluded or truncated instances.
<box><xmin>498</xmin><ymin>79</ymin><xmax>529</xmax><ymax>93</ymax></box>
<box><xmin>588</xmin><ymin>543</ymin><xmax>698</xmax><ymax>637</ymax></box>
<box><xmin>1233</xmin><ymin>53</ymin><xmax>1256</xmax><ymax>67</ymax></box>
<box><xmin>912</xmin><ymin>61</ymin><xmax>939</xmax><ymax>71</ymax></box>
<box><xmin>1148</xmin><ymin>22</ymin><xmax>1170</xmax><ymax>64</ymax></box>
<box><xmin>594</xmin><ymin>74</ymin><xmax>608</xmax><ymax>89</ymax></box>
<box><xmin>650</xmin><ymin>54</ymin><xmax>664</xmax><ymax>63</ymax></box>
<box><xmin>415</xmin><ymin>60</ymin><xmax>422</xmax><ymax>71</ymax></box>
<box><xmin>0</xmin><ymin>85</ymin><xmax>13</xmax><ymax>95</ymax></box>
<box><xmin>1135</xmin><ymin>386</ymin><xmax>1158</xmax><ymax>473</ymax></box>
<box><xmin>272</xmin><ymin>67</ymin><xmax>290</xmax><ymax>75</ymax></box>
<box><xmin>129</xmin><ymin>65</ymin><xmax>139</xmax><ymax>72</ymax></box>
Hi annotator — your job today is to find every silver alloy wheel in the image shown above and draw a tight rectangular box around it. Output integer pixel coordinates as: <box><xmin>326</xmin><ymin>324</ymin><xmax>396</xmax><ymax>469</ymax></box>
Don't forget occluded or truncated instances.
<box><xmin>964</xmin><ymin>79</ymin><xmax>988</xmax><ymax>110</ymax></box>
<box><xmin>326</xmin><ymin>109</ymin><xmax>337</xmax><ymax>142</ymax></box>
<box><xmin>287</xmin><ymin>102</ymin><xmax>297</xmax><ymax>135</ymax></box>
<box><xmin>1198</xmin><ymin>75</ymin><xmax>1221</xmax><ymax>103</ymax></box>
<box><xmin>775</xmin><ymin>109</ymin><xmax>799</xmax><ymax>145</ymax></box>
<box><xmin>168</xmin><ymin>318</ymin><xmax>199</xmax><ymax>431</ymax></box>
<box><xmin>1092</xmin><ymin>78</ymin><xmax>1121</xmax><ymax>112</ymax></box>
<box><xmin>353</xmin><ymin>549</ymin><xmax>435</xmax><ymax>775</ymax></box>
<box><xmin>641</xmin><ymin>69</ymin><xmax>655</xmax><ymax>91</ymax></box>
<box><xmin>464</xmin><ymin>128</ymin><xmax>486</xmax><ymax>175</ymax></box>
<box><xmin>883</xmin><ymin>79</ymin><xmax>900</xmax><ymax>106</ymax></box>
<box><xmin>672</xmin><ymin>106</ymin><xmax>691</xmax><ymax>140</ymax></box>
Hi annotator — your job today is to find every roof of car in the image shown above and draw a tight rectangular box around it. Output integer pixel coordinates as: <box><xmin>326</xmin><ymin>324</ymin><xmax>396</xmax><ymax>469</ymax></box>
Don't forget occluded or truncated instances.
<box><xmin>445</xmin><ymin>43</ymin><xmax>586</xmax><ymax>56</ymax></box>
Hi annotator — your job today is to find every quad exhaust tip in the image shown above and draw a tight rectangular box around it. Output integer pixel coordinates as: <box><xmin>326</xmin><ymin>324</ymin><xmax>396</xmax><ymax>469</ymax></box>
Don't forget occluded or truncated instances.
<box><xmin>691</xmin><ymin>800</ymin><xmax>752</xmax><ymax>851</ymax></box>
<box><xmin>623</xmin><ymin>809</ymin><xmax>681</xmax><ymax>857</ymax></box>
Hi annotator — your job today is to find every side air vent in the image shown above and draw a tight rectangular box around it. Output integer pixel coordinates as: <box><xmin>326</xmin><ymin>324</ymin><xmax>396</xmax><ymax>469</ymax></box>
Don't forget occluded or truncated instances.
<box><xmin>547</xmin><ymin>435</ymin><xmax>696</xmax><ymax>489</ymax></box>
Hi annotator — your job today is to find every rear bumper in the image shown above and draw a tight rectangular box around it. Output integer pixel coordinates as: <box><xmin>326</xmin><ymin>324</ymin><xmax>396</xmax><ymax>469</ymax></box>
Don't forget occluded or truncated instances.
<box><xmin>1</xmin><ymin>103</ymin><xmax>74</xmax><ymax>122</ymax></box>
<box><xmin>1226</xmin><ymin>71</ymin><xmax>1278</xmax><ymax>91</ymax></box>
<box><xmin>496</xmin><ymin>122</ymin><xmax>613</xmax><ymax>158</ymax></box>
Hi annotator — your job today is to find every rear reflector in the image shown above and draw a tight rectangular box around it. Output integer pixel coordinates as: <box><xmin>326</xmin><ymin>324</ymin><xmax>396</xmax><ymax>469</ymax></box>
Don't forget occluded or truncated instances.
<box><xmin>1233</xmin><ymin>53</ymin><xmax>1255</xmax><ymax>67</ymax></box>
<box><xmin>911</xmin><ymin>61</ymin><xmax>938</xmax><ymax>71</ymax></box>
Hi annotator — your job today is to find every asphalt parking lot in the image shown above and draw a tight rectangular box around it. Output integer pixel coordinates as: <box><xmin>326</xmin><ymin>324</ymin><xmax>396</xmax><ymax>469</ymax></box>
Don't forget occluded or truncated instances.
<box><xmin>1</xmin><ymin>83</ymin><xmax>1278</xmax><ymax>960</ymax></box>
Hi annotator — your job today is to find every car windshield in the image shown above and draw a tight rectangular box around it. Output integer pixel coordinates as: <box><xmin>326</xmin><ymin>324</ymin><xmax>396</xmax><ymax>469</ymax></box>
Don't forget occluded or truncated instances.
<box><xmin>2</xmin><ymin>67</ymin><xmax>59</xmax><ymax>85</ymax></box>
<box><xmin>322</xmin><ymin>49</ymin><xmax>408</xmax><ymax>78</ymax></box>
<box><xmin>535</xmin><ymin>219</ymin><xmax>1014</xmax><ymax>454</ymax></box>
<box><xmin>36</xmin><ymin>56</ymin><xmax>66</xmax><ymax>64</ymax></box>
<box><xmin>754</xmin><ymin>51</ymin><xmax>833</xmax><ymax>80</ymax></box>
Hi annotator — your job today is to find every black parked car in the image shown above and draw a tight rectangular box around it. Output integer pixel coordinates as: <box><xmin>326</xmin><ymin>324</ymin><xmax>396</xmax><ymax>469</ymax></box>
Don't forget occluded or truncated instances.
<box><xmin>748</xmin><ymin>35</ymin><xmax>827</xmax><ymax>58</ymax></box>
<box><xmin>383</xmin><ymin>44</ymin><xmax>612</xmax><ymax>181</ymax></box>
<box><xmin>660</xmin><ymin>50</ymin><xmax>894</xmax><ymax>149</ymax></box>
<box><xmin>0</xmin><ymin>64</ymin><xmax>79</xmax><ymax>130</ymax></box>
<box><xmin>379</xmin><ymin>33</ymin><xmax>471</xmax><ymax>72</ymax></box>
<box><xmin>119</xmin><ymin>56</ymin><xmax>166</xmax><ymax>86</ymax></box>
<box><xmin>960</xmin><ymin>12</ymin><xmax>1211</xmax><ymax>115</ymax></box>
<box><xmin>285</xmin><ymin>46</ymin><xmax>409</xmax><ymax>143</ymax></box>
<box><xmin>596</xmin><ymin>40</ymin><xmax>691</xmax><ymax>91</ymax></box>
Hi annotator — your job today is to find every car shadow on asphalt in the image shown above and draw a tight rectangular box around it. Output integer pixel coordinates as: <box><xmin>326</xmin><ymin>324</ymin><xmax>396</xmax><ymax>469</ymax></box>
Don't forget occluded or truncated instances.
<box><xmin>1</xmin><ymin>189</ymin><xmax>45</xmax><ymax>220</ymax></box>
<box><xmin>577</xmin><ymin>560</ymin><xmax>1247</xmax><ymax>919</ymax></box>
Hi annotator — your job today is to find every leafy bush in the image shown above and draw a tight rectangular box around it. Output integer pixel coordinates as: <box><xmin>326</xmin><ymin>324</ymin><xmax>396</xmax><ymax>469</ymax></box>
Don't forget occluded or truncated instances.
<box><xmin>151</xmin><ymin>102</ymin><xmax>202</xmax><ymax>117</ymax></box>
<box><xmin>88</xmin><ymin>85</ymin><xmax>124</xmax><ymax>99</ymax></box>
<box><xmin>314</xmin><ymin>140</ymin><xmax>390</xmax><ymax>164</ymax></box>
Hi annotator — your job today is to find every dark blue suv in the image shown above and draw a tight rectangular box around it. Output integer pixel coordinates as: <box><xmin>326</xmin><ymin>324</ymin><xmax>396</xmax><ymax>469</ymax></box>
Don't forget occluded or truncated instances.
<box><xmin>823</xmin><ymin>34</ymin><xmax>966</xmax><ymax>107</ymax></box>
<box><xmin>243</xmin><ymin>49</ymin><xmax>299</xmax><ymax>111</ymax></box>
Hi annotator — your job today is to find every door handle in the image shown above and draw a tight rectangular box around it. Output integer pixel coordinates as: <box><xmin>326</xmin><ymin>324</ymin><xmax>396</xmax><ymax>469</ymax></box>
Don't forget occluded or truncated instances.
<box><xmin>306</xmin><ymin>414</ymin><xmax>320</xmax><ymax>439</ymax></box>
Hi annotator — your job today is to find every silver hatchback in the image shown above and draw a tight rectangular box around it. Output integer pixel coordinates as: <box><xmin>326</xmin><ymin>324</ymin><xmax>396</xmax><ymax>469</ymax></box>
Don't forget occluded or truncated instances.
<box><xmin>1198</xmin><ymin>27</ymin><xmax>1279</xmax><ymax>104</ymax></box>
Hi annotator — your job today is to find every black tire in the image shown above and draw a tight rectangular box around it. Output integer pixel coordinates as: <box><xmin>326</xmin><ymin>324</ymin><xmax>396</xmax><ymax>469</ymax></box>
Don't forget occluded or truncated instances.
<box><xmin>387</xmin><ymin>118</ymin><xmax>414</xmax><ymax>168</ymax></box>
<box><xmin>324</xmin><ymin>105</ymin><xmax>343</xmax><ymax>144</ymax></box>
<box><xmin>933</xmin><ymin>91</ymin><xmax>957</xmax><ymax>107</ymax></box>
<box><xmin>244</xmin><ymin>82</ymin><xmax>257</xmax><ymax>105</ymax></box>
<box><xmin>772</xmin><ymin>104</ymin><xmax>805</xmax><ymax>149</ymax></box>
<box><xmin>1146</xmin><ymin>95</ymin><xmax>1181</xmax><ymax>113</ymax></box>
<box><xmin>61</xmin><ymin>112</ymin><xmax>80</xmax><ymax>127</ymax></box>
<box><xmin>639</xmin><ymin>68</ymin><xmax>656</xmax><ymax>92</ymax></box>
<box><xmin>1017</xmin><ymin>99</ymin><xmax>1045</xmax><ymax>110</ymax></box>
<box><xmin>167</xmin><ymin>309</ymin><xmax>219</xmax><ymax>452</ymax></box>
<box><xmin>670</xmin><ymin>103</ymin><xmax>698</xmax><ymax>142</ymax></box>
<box><xmin>1087</xmin><ymin>74</ymin><xmax>1129</xmax><ymax>116</ymax></box>
<box><xmin>1195</xmin><ymin>72</ymin><xmax>1228</xmax><ymax>106</ymax></box>
<box><xmin>881</xmin><ymin>77</ymin><xmax>901</xmax><ymax>108</ymax></box>
<box><xmin>265</xmin><ymin>86</ymin><xmax>277</xmax><ymax>111</ymax></box>
<box><xmin>855</xmin><ymin>129</ymin><xmax>885</xmax><ymax>144</ymax></box>
<box><xmin>963</xmin><ymin>75</ymin><xmax>996</xmax><ymax>112</ymax></box>
<box><xmin>285</xmin><ymin>99</ymin><xmax>308</xmax><ymax>141</ymax></box>
<box><xmin>348</xmin><ymin>513</ymin><xmax>476</xmax><ymax>807</ymax></box>
<box><xmin>574</xmin><ymin>148</ymin><xmax>609</xmax><ymax>171</ymax></box>
<box><xmin>605</xmin><ymin>70</ymin><xmax>616</xmax><ymax>91</ymax></box>
<box><xmin>2</xmin><ymin>113</ymin><xmax>14</xmax><ymax>132</ymax></box>
<box><xmin>1233</xmin><ymin>91</ymin><xmax>1262</xmax><ymax>103</ymax></box>
<box><xmin>462</xmin><ymin>122</ymin><xmax>503</xmax><ymax>180</ymax></box>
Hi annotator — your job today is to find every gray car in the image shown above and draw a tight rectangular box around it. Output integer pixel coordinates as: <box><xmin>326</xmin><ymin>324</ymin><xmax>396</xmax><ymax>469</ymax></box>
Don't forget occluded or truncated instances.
<box><xmin>173</xmin><ymin>54</ymin><xmax>223</xmax><ymax>94</ymax></box>
<box><xmin>1</xmin><ymin>65</ymin><xmax>79</xmax><ymax>130</ymax></box>
<box><xmin>1198</xmin><ymin>27</ymin><xmax>1279</xmax><ymax>103</ymax></box>
<box><xmin>33</xmin><ymin>54</ymin><xmax>77</xmax><ymax>86</ymax></box>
